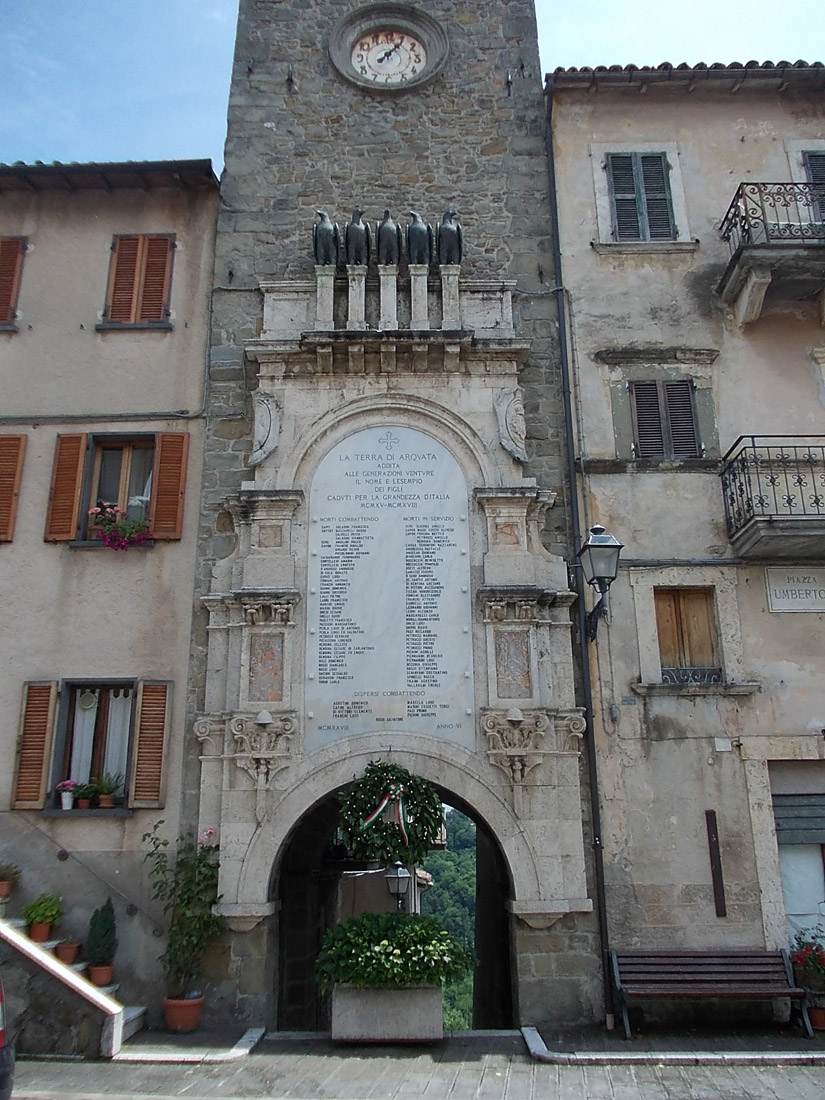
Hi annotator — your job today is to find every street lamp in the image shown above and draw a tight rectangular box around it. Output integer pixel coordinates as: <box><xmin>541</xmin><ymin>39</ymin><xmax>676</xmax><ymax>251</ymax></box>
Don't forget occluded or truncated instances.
<box><xmin>384</xmin><ymin>860</ymin><xmax>412</xmax><ymax>911</ymax></box>
<box><xmin>577</xmin><ymin>524</ymin><xmax>623</xmax><ymax>642</ymax></box>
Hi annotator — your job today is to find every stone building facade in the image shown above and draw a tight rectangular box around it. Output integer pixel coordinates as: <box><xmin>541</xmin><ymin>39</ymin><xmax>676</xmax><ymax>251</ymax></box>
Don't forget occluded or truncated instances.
<box><xmin>189</xmin><ymin>0</ymin><xmax>602</xmax><ymax>1030</ymax></box>
<box><xmin>549</xmin><ymin>61</ymin><xmax>825</xmax><ymax>1005</ymax></box>
<box><xmin>0</xmin><ymin>160</ymin><xmax>219</xmax><ymax>1015</ymax></box>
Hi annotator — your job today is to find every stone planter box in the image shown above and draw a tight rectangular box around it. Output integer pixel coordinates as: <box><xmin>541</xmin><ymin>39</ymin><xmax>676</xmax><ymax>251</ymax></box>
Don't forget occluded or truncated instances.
<box><xmin>331</xmin><ymin>985</ymin><xmax>443</xmax><ymax>1042</ymax></box>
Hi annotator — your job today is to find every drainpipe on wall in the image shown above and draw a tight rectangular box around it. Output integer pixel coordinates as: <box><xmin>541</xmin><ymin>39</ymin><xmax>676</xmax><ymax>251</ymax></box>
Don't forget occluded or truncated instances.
<box><xmin>543</xmin><ymin>73</ymin><xmax>614</xmax><ymax>1025</ymax></box>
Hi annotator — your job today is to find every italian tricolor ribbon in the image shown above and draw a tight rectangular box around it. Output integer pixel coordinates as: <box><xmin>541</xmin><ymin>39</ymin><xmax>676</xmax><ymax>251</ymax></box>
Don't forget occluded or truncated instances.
<box><xmin>360</xmin><ymin>781</ymin><xmax>409</xmax><ymax>846</ymax></box>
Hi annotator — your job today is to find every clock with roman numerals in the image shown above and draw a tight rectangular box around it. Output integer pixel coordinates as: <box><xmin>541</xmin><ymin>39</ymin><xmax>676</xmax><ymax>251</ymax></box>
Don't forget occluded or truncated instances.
<box><xmin>329</xmin><ymin>5</ymin><xmax>449</xmax><ymax>93</ymax></box>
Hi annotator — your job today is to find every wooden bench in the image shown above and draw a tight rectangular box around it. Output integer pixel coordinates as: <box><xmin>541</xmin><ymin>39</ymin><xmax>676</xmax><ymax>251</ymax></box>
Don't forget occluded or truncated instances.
<box><xmin>610</xmin><ymin>949</ymin><xmax>813</xmax><ymax>1039</ymax></box>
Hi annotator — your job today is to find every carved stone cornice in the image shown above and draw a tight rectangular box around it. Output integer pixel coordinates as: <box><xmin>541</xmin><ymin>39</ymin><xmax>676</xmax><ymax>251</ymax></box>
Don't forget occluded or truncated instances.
<box><xmin>478</xmin><ymin>586</ymin><xmax>555</xmax><ymax>622</ymax></box>
<box><xmin>240</xmin><ymin>596</ymin><xmax>299</xmax><ymax>625</ymax></box>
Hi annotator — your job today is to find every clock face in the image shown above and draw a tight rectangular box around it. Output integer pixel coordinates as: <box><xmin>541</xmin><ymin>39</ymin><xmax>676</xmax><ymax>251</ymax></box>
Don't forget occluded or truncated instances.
<box><xmin>329</xmin><ymin>5</ymin><xmax>448</xmax><ymax>94</ymax></box>
<box><xmin>351</xmin><ymin>29</ymin><xmax>428</xmax><ymax>86</ymax></box>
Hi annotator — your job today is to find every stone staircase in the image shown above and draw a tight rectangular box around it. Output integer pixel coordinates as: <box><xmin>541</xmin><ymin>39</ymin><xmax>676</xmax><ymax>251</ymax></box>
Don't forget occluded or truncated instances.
<box><xmin>0</xmin><ymin>903</ymin><xmax>146</xmax><ymax>1055</ymax></box>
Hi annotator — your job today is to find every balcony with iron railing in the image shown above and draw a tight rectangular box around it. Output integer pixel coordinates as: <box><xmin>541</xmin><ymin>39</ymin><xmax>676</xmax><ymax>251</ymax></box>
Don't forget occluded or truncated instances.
<box><xmin>717</xmin><ymin>182</ymin><xmax>825</xmax><ymax>323</ymax></box>
<box><xmin>720</xmin><ymin>436</ymin><xmax>825</xmax><ymax>559</ymax></box>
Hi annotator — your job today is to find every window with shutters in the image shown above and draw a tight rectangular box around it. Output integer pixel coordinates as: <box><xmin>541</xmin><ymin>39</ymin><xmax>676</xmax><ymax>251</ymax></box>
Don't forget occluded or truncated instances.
<box><xmin>0</xmin><ymin>236</ymin><xmax>26</xmax><ymax>328</ymax></box>
<box><xmin>803</xmin><ymin>151</ymin><xmax>825</xmax><ymax>224</ymax></box>
<box><xmin>630</xmin><ymin>379</ymin><xmax>701</xmax><ymax>459</ymax></box>
<box><xmin>44</xmin><ymin>431</ymin><xmax>189</xmax><ymax>544</ymax></box>
<box><xmin>654</xmin><ymin>588</ymin><xmax>722</xmax><ymax>686</ymax></box>
<box><xmin>99</xmin><ymin>234</ymin><xmax>175</xmax><ymax>328</ymax></box>
<box><xmin>607</xmin><ymin>153</ymin><xmax>676</xmax><ymax>241</ymax></box>
<box><xmin>12</xmin><ymin>679</ymin><xmax>171</xmax><ymax>810</ymax></box>
<box><xmin>0</xmin><ymin>435</ymin><xmax>26</xmax><ymax>541</ymax></box>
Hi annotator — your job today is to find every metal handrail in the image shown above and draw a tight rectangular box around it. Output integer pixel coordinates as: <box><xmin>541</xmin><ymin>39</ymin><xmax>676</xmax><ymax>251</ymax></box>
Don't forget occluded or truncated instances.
<box><xmin>719</xmin><ymin>182</ymin><xmax>825</xmax><ymax>256</ymax></box>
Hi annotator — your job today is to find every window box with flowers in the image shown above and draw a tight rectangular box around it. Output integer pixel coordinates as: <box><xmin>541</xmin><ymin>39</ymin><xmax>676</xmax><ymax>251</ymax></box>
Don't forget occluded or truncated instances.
<box><xmin>88</xmin><ymin>501</ymin><xmax>152</xmax><ymax>551</ymax></box>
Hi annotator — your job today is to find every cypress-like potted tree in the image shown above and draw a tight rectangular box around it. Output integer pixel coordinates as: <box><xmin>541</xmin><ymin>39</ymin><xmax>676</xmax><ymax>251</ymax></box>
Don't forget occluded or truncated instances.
<box><xmin>86</xmin><ymin>897</ymin><xmax>118</xmax><ymax>986</ymax></box>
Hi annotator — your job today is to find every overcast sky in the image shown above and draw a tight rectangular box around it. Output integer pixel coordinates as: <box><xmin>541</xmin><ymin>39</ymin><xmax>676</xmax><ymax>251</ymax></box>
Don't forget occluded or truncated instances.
<box><xmin>1</xmin><ymin>1</ymin><xmax>820</xmax><ymax>172</ymax></box>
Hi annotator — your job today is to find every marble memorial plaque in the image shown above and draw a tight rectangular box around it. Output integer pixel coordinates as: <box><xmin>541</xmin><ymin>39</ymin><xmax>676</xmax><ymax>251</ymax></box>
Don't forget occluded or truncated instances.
<box><xmin>305</xmin><ymin>426</ymin><xmax>474</xmax><ymax>749</ymax></box>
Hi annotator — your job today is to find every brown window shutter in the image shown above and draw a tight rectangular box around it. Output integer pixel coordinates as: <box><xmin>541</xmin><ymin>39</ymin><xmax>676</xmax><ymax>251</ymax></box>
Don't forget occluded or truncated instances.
<box><xmin>149</xmin><ymin>432</ymin><xmax>189</xmax><ymax>540</ymax></box>
<box><xmin>138</xmin><ymin>236</ymin><xmax>173</xmax><ymax>321</ymax></box>
<box><xmin>130</xmin><ymin>681</ymin><xmax>170</xmax><ymax>807</ymax></box>
<box><xmin>654</xmin><ymin>589</ymin><xmax>681</xmax><ymax>667</ymax></box>
<box><xmin>0</xmin><ymin>237</ymin><xmax>25</xmax><ymax>324</ymax></box>
<box><xmin>107</xmin><ymin>236</ymin><xmax>141</xmax><ymax>322</ymax></box>
<box><xmin>0</xmin><ymin>434</ymin><xmax>26</xmax><ymax>541</ymax></box>
<box><xmin>13</xmin><ymin>682</ymin><xmax>58</xmax><ymax>809</ymax></box>
<box><xmin>680</xmin><ymin>588</ymin><xmax>717</xmax><ymax>667</ymax></box>
<box><xmin>44</xmin><ymin>434</ymin><xmax>87</xmax><ymax>541</ymax></box>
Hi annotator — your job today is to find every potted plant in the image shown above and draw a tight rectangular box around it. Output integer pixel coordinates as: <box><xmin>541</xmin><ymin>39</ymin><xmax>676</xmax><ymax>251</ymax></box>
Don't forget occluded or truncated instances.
<box><xmin>143</xmin><ymin>821</ymin><xmax>224</xmax><ymax>1032</ymax></box>
<box><xmin>316</xmin><ymin>910</ymin><xmax>470</xmax><ymax>1042</ymax></box>
<box><xmin>74</xmin><ymin>782</ymin><xmax>96</xmax><ymax>809</ymax></box>
<box><xmin>0</xmin><ymin>862</ymin><xmax>21</xmax><ymax>901</ymax></box>
<box><xmin>86</xmin><ymin>897</ymin><xmax>118</xmax><ymax>986</ymax></box>
<box><xmin>791</xmin><ymin>926</ymin><xmax>825</xmax><ymax>1029</ymax></box>
<box><xmin>55</xmin><ymin>779</ymin><xmax>78</xmax><ymax>810</ymax></box>
<box><xmin>91</xmin><ymin>772</ymin><xmax>124</xmax><ymax>809</ymax></box>
<box><xmin>88</xmin><ymin>500</ymin><xmax>152</xmax><ymax>551</ymax></box>
<box><xmin>54</xmin><ymin>937</ymin><xmax>82</xmax><ymax>966</ymax></box>
<box><xmin>21</xmin><ymin>893</ymin><xmax>64</xmax><ymax>942</ymax></box>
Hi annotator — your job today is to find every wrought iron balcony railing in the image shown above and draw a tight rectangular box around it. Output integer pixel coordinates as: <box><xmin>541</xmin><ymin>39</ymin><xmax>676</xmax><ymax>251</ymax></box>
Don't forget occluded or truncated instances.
<box><xmin>720</xmin><ymin>182</ymin><xmax>825</xmax><ymax>256</ymax></box>
<box><xmin>720</xmin><ymin>436</ymin><xmax>825</xmax><ymax>539</ymax></box>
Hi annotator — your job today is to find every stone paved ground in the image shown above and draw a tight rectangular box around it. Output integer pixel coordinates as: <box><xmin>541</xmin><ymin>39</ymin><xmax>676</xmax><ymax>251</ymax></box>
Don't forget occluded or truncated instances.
<box><xmin>11</xmin><ymin>1033</ymin><xmax>825</xmax><ymax>1099</ymax></box>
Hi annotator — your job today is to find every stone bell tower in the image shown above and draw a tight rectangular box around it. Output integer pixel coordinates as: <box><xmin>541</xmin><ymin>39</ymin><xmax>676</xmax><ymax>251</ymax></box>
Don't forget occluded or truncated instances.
<box><xmin>190</xmin><ymin>0</ymin><xmax>600</xmax><ymax>1030</ymax></box>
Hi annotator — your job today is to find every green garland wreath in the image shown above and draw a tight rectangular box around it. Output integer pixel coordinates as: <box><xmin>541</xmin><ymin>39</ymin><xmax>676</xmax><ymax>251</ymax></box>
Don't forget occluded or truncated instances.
<box><xmin>338</xmin><ymin>761</ymin><xmax>442</xmax><ymax>865</ymax></box>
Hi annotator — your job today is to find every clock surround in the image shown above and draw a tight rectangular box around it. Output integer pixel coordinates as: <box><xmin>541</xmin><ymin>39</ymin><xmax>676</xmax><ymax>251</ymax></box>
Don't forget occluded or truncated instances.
<box><xmin>329</xmin><ymin>4</ymin><xmax>449</xmax><ymax>93</ymax></box>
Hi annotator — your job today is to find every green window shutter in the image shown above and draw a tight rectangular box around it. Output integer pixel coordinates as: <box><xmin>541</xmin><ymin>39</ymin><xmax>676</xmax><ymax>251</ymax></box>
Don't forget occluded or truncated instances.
<box><xmin>608</xmin><ymin>155</ymin><xmax>642</xmax><ymax>240</ymax></box>
<box><xmin>640</xmin><ymin>155</ymin><xmax>675</xmax><ymax>240</ymax></box>
<box><xmin>664</xmin><ymin>380</ymin><xmax>700</xmax><ymax>458</ymax></box>
<box><xmin>608</xmin><ymin>153</ymin><xmax>676</xmax><ymax>241</ymax></box>
<box><xmin>630</xmin><ymin>381</ymin><xmax>665</xmax><ymax>457</ymax></box>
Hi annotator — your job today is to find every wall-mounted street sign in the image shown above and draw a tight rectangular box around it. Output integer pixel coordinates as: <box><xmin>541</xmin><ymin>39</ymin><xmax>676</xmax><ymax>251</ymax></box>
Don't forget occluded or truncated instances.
<box><xmin>765</xmin><ymin>567</ymin><xmax>825</xmax><ymax>613</ymax></box>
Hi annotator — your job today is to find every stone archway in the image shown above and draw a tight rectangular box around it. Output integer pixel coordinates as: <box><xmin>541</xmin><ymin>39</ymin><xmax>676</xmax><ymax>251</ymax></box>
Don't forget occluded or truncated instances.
<box><xmin>272</xmin><ymin>782</ymin><xmax>515</xmax><ymax>1031</ymax></box>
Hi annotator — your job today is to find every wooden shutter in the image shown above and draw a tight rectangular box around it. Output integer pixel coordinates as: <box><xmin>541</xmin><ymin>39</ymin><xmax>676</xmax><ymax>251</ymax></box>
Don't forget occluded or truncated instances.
<box><xmin>0</xmin><ymin>434</ymin><xmax>26</xmax><ymax>541</ymax></box>
<box><xmin>107</xmin><ymin>236</ymin><xmax>141</xmax><ymax>322</ymax></box>
<box><xmin>631</xmin><ymin>382</ymin><xmax>665</xmax><ymax>457</ymax></box>
<box><xmin>13</xmin><ymin>682</ymin><xmax>58</xmax><ymax>809</ymax></box>
<box><xmin>137</xmin><ymin>236</ymin><xmax>173</xmax><ymax>321</ymax></box>
<box><xmin>804</xmin><ymin>152</ymin><xmax>825</xmax><ymax>222</ymax></box>
<box><xmin>608</xmin><ymin>155</ymin><xmax>642</xmax><ymax>240</ymax></box>
<box><xmin>106</xmin><ymin>235</ymin><xmax>173</xmax><ymax>323</ymax></box>
<box><xmin>654</xmin><ymin>588</ymin><xmax>717</xmax><ymax>669</ymax></box>
<box><xmin>44</xmin><ymin>434</ymin><xmax>87</xmax><ymax>541</ymax></box>
<box><xmin>130</xmin><ymin>681</ymin><xmax>170</xmax><ymax>807</ymax></box>
<box><xmin>0</xmin><ymin>237</ymin><xmax>25</xmax><ymax>324</ymax></box>
<box><xmin>664</xmin><ymin>380</ymin><xmax>700</xmax><ymax>457</ymax></box>
<box><xmin>640</xmin><ymin>155</ymin><xmax>675</xmax><ymax>240</ymax></box>
<box><xmin>149</xmin><ymin>432</ymin><xmax>189</xmax><ymax>540</ymax></box>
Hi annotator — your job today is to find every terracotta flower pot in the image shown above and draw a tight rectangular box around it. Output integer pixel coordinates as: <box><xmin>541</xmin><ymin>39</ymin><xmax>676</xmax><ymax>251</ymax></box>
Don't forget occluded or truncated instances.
<box><xmin>163</xmin><ymin>995</ymin><xmax>205</xmax><ymax>1033</ymax></box>
<box><xmin>76</xmin><ymin>798</ymin><xmax>91</xmax><ymax>809</ymax></box>
<box><xmin>54</xmin><ymin>941</ymin><xmax>81</xmax><ymax>965</ymax></box>
<box><xmin>0</xmin><ymin>880</ymin><xmax>12</xmax><ymax>900</ymax></box>
<box><xmin>28</xmin><ymin>922</ymin><xmax>52</xmax><ymax>942</ymax></box>
<box><xmin>87</xmin><ymin>963</ymin><xmax>114</xmax><ymax>986</ymax></box>
<box><xmin>809</xmin><ymin>1005</ymin><xmax>825</xmax><ymax>1030</ymax></box>
<box><xmin>97</xmin><ymin>794</ymin><xmax>115</xmax><ymax>809</ymax></box>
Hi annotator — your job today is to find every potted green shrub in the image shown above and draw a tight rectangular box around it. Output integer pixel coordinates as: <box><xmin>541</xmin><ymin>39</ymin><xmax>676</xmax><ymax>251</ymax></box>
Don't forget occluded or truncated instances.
<box><xmin>74</xmin><ymin>782</ymin><xmax>96</xmax><ymax>809</ymax></box>
<box><xmin>143</xmin><ymin>821</ymin><xmax>224</xmax><ymax>1032</ymax></box>
<box><xmin>0</xmin><ymin>862</ymin><xmax>21</xmax><ymax>900</ymax></box>
<box><xmin>316</xmin><ymin>910</ymin><xmax>470</xmax><ymax>1042</ymax></box>
<box><xmin>792</xmin><ymin>926</ymin><xmax>825</xmax><ymax>1030</ymax></box>
<box><xmin>86</xmin><ymin>897</ymin><xmax>118</xmax><ymax>986</ymax></box>
<box><xmin>91</xmin><ymin>772</ymin><xmax>124</xmax><ymax>809</ymax></box>
<box><xmin>22</xmin><ymin>893</ymin><xmax>64</xmax><ymax>942</ymax></box>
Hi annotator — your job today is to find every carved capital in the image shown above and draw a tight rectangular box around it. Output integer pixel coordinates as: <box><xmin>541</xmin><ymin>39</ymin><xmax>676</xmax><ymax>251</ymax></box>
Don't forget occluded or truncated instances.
<box><xmin>231</xmin><ymin>712</ymin><xmax>296</xmax><ymax>783</ymax></box>
<box><xmin>193</xmin><ymin>715</ymin><xmax>226</xmax><ymax>752</ymax></box>
<box><xmin>242</xmin><ymin>596</ymin><xmax>298</xmax><ymax>625</ymax></box>
<box><xmin>553</xmin><ymin>710</ymin><xmax>587</xmax><ymax>752</ymax></box>
<box><xmin>482</xmin><ymin>708</ymin><xmax>551</xmax><ymax>784</ymax></box>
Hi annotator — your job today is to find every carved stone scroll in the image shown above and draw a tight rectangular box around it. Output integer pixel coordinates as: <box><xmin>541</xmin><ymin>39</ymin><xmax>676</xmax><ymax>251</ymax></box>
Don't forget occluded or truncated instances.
<box><xmin>495</xmin><ymin>387</ymin><xmax>528</xmax><ymax>463</ymax></box>
<box><xmin>231</xmin><ymin>712</ymin><xmax>296</xmax><ymax>785</ymax></box>
<box><xmin>250</xmin><ymin>391</ymin><xmax>281</xmax><ymax>467</ymax></box>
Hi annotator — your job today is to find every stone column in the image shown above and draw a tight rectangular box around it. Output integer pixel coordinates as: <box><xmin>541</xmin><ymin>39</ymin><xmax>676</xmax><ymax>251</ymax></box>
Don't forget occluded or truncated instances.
<box><xmin>409</xmin><ymin>263</ymin><xmax>430</xmax><ymax>331</ymax></box>
<box><xmin>378</xmin><ymin>264</ymin><xmax>398</xmax><ymax>330</ymax></box>
<box><xmin>346</xmin><ymin>265</ymin><xmax>367</xmax><ymax>331</ymax></box>
<box><xmin>314</xmin><ymin>266</ymin><xmax>334</xmax><ymax>331</ymax></box>
<box><xmin>440</xmin><ymin>264</ymin><xmax>461</xmax><ymax>329</ymax></box>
